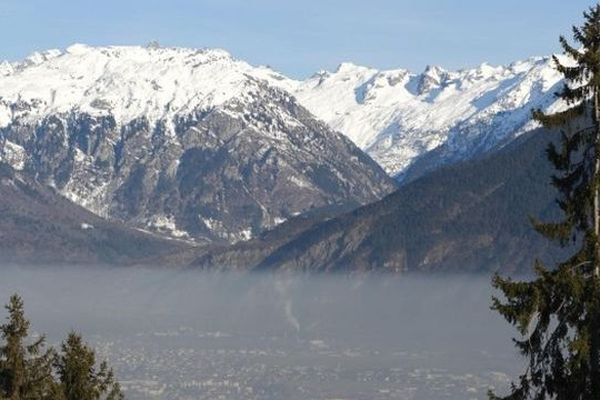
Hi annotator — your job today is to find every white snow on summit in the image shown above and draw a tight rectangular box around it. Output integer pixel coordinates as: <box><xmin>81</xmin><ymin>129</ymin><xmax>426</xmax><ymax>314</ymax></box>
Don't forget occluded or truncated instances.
<box><xmin>0</xmin><ymin>44</ymin><xmax>287</xmax><ymax>132</ymax></box>
<box><xmin>282</xmin><ymin>57</ymin><xmax>566</xmax><ymax>176</ymax></box>
<box><xmin>0</xmin><ymin>44</ymin><xmax>569</xmax><ymax>177</ymax></box>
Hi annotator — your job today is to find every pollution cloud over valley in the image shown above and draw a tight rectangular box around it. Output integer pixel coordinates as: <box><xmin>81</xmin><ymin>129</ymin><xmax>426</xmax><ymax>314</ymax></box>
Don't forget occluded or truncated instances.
<box><xmin>0</xmin><ymin>267</ymin><xmax>521</xmax><ymax>399</ymax></box>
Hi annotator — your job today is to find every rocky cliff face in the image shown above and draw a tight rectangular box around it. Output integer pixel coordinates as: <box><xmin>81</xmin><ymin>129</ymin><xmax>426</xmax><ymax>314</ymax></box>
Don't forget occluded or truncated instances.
<box><xmin>0</xmin><ymin>45</ymin><xmax>395</xmax><ymax>243</ymax></box>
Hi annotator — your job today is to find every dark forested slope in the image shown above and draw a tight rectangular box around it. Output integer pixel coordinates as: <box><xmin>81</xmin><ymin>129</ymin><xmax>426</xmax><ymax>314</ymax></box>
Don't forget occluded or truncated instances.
<box><xmin>191</xmin><ymin>128</ymin><xmax>568</xmax><ymax>275</ymax></box>
<box><xmin>0</xmin><ymin>163</ymin><xmax>189</xmax><ymax>266</ymax></box>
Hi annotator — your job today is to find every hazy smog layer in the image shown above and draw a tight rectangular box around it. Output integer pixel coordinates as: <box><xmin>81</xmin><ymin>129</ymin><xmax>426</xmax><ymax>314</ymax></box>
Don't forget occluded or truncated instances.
<box><xmin>0</xmin><ymin>267</ymin><xmax>521</xmax><ymax>399</ymax></box>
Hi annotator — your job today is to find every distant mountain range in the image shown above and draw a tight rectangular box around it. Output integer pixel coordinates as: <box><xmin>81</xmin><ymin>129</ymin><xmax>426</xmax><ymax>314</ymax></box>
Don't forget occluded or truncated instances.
<box><xmin>0</xmin><ymin>44</ymin><xmax>572</xmax><ymax>272</ymax></box>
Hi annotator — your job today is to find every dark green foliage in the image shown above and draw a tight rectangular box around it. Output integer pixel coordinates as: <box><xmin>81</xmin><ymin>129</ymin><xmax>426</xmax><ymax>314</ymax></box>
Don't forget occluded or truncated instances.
<box><xmin>491</xmin><ymin>5</ymin><xmax>600</xmax><ymax>399</ymax></box>
<box><xmin>0</xmin><ymin>294</ymin><xmax>57</xmax><ymax>400</ymax></box>
<box><xmin>0</xmin><ymin>296</ymin><xmax>123</xmax><ymax>400</ymax></box>
<box><xmin>54</xmin><ymin>333</ymin><xmax>122</xmax><ymax>400</ymax></box>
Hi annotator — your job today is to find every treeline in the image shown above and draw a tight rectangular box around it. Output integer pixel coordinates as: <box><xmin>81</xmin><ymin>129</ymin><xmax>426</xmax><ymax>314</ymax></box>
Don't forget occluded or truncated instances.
<box><xmin>0</xmin><ymin>294</ymin><xmax>123</xmax><ymax>400</ymax></box>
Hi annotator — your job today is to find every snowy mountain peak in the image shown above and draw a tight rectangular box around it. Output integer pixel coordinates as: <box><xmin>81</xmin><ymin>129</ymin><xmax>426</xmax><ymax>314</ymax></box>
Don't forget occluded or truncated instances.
<box><xmin>422</xmin><ymin>64</ymin><xmax>447</xmax><ymax>76</ymax></box>
<box><xmin>65</xmin><ymin>43</ymin><xmax>91</xmax><ymax>55</ymax></box>
<box><xmin>474</xmin><ymin>62</ymin><xmax>500</xmax><ymax>75</ymax></box>
<box><xmin>416</xmin><ymin>65</ymin><xmax>449</xmax><ymax>94</ymax></box>
<box><xmin>0</xmin><ymin>61</ymin><xmax>14</xmax><ymax>77</ymax></box>
<box><xmin>0</xmin><ymin>44</ymin><xmax>282</xmax><ymax>132</ymax></box>
<box><xmin>286</xmin><ymin>55</ymin><xmax>565</xmax><ymax>177</ymax></box>
<box><xmin>0</xmin><ymin>44</ymin><xmax>571</xmax><ymax>179</ymax></box>
<box><xmin>22</xmin><ymin>48</ymin><xmax>62</xmax><ymax>67</ymax></box>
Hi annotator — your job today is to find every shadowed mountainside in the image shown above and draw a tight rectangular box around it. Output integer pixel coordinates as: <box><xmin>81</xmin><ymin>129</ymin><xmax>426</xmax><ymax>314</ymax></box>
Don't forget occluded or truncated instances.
<box><xmin>0</xmin><ymin>163</ymin><xmax>191</xmax><ymax>266</ymax></box>
<box><xmin>189</xmin><ymin>128</ymin><xmax>569</xmax><ymax>275</ymax></box>
<box><xmin>0</xmin><ymin>127</ymin><xmax>571</xmax><ymax>274</ymax></box>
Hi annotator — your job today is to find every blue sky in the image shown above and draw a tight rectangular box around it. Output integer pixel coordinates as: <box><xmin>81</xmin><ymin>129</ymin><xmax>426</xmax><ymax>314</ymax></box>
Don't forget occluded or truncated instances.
<box><xmin>0</xmin><ymin>0</ymin><xmax>596</xmax><ymax>78</ymax></box>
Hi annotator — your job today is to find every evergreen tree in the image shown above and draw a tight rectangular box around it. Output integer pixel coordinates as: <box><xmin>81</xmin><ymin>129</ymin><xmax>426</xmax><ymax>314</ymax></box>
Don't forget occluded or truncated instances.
<box><xmin>490</xmin><ymin>4</ymin><xmax>600</xmax><ymax>399</ymax></box>
<box><xmin>54</xmin><ymin>333</ymin><xmax>123</xmax><ymax>400</ymax></box>
<box><xmin>0</xmin><ymin>294</ymin><xmax>56</xmax><ymax>400</ymax></box>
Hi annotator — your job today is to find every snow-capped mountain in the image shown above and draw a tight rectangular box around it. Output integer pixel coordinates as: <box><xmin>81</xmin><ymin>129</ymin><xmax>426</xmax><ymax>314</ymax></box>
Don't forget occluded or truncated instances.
<box><xmin>0</xmin><ymin>43</ymin><xmax>572</xmax><ymax>244</ymax></box>
<box><xmin>0</xmin><ymin>43</ymin><xmax>289</xmax><ymax>131</ymax></box>
<box><xmin>281</xmin><ymin>57</ymin><xmax>565</xmax><ymax>178</ymax></box>
<box><xmin>0</xmin><ymin>44</ymin><xmax>568</xmax><ymax>180</ymax></box>
<box><xmin>0</xmin><ymin>44</ymin><xmax>395</xmax><ymax>243</ymax></box>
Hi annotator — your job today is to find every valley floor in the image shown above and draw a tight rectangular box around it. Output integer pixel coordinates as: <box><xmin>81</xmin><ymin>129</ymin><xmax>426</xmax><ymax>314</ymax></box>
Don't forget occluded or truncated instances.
<box><xmin>1</xmin><ymin>267</ymin><xmax>520</xmax><ymax>399</ymax></box>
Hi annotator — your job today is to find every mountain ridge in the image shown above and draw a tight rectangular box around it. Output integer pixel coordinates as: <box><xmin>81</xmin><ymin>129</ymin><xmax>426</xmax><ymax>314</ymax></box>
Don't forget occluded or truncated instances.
<box><xmin>0</xmin><ymin>44</ymin><xmax>569</xmax><ymax>179</ymax></box>
<box><xmin>283</xmin><ymin>56</ymin><xmax>566</xmax><ymax>178</ymax></box>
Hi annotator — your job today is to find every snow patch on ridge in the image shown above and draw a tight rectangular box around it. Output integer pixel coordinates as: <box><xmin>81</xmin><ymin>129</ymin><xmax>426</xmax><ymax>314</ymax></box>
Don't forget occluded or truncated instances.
<box><xmin>148</xmin><ymin>215</ymin><xmax>190</xmax><ymax>239</ymax></box>
<box><xmin>0</xmin><ymin>141</ymin><xmax>26</xmax><ymax>170</ymax></box>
